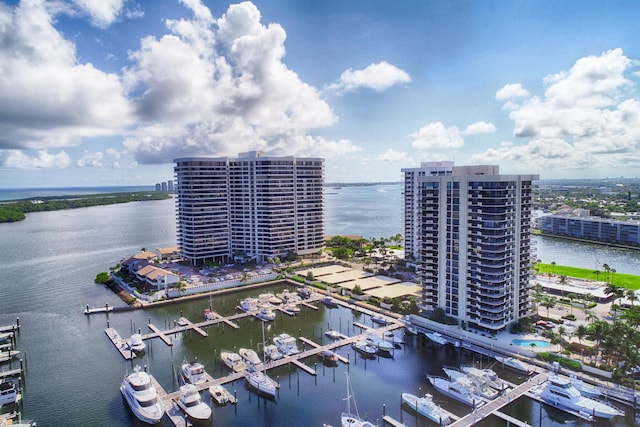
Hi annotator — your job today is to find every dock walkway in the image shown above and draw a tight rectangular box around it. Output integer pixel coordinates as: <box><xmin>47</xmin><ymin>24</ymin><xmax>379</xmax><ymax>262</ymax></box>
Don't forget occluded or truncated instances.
<box><xmin>449</xmin><ymin>372</ymin><xmax>547</xmax><ymax>427</ymax></box>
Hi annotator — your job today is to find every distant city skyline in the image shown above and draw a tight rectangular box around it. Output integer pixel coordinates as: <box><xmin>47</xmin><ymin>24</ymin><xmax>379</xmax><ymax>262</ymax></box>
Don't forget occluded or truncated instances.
<box><xmin>1</xmin><ymin>0</ymin><xmax>640</xmax><ymax>188</ymax></box>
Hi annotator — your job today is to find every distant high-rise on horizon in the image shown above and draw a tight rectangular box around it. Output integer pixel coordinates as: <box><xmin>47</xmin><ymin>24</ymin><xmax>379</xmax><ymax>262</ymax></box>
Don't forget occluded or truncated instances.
<box><xmin>174</xmin><ymin>152</ymin><xmax>325</xmax><ymax>265</ymax></box>
<box><xmin>402</xmin><ymin>162</ymin><xmax>538</xmax><ymax>332</ymax></box>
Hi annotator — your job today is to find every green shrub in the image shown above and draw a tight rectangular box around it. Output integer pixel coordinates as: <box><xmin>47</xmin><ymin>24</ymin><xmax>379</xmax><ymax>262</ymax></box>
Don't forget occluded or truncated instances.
<box><xmin>95</xmin><ymin>272</ymin><xmax>110</xmax><ymax>284</ymax></box>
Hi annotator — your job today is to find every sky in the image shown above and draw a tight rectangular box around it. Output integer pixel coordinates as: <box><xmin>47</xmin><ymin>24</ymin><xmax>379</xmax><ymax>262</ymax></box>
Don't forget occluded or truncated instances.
<box><xmin>1</xmin><ymin>0</ymin><xmax>640</xmax><ymax>188</ymax></box>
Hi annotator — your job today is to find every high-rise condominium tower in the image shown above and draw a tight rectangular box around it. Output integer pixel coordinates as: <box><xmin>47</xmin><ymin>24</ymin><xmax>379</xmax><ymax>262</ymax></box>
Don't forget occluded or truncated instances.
<box><xmin>402</xmin><ymin>162</ymin><xmax>538</xmax><ymax>331</ymax></box>
<box><xmin>175</xmin><ymin>152</ymin><xmax>324</xmax><ymax>265</ymax></box>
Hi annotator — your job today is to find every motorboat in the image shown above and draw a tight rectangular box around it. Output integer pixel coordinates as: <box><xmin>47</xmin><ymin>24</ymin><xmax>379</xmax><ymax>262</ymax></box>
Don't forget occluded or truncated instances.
<box><xmin>256</xmin><ymin>306</ymin><xmax>276</xmax><ymax>321</ymax></box>
<box><xmin>495</xmin><ymin>356</ymin><xmax>533</xmax><ymax>375</ymax></box>
<box><xmin>181</xmin><ymin>359</ymin><xmax>208</xmax><ymax>385</ymax></box>
<box><xmin>238</xmin><ymin>348</ymin><xmax>262</xmax><ymax>367</ymax></box>
<box><xmin>322</xmin><ymin>295</ymin><xmax>339</xmax><ymax>308</ymax></box>
<box><xmin>443</xmin><ymin>366</ymin><xmax>499</xmax><ymax>400</ymax></box>
<box><xmin>273</xmin><ymin>333</ymin><xmax>300</xmax><ymax>356</ymax></box>
<box><xmin>277</xmin><ymin>289</ymin><xmax>302</xmax><ymax>304</ymax></box>
<box><xmin>297</xmin><ymin>287</ymin><xmax>312</xmax><ymax>299</ymax></box>
<box><xmin>539</xmin><ymin>375</ymin><xmax>623</xmax><ymax>419</ymax></box>
<box><xmin>119</xmin><ymin>366</ymin><xmax>164</xmax><ymax>424</ymax></box>
<box><xmin>370</xmin><ymin>314</ymin><xmax>388</xmax><ymax>326</ymax></box>
<box><xmin>325</xmin><ymin>329</ymin><xmax>342</xmax><ymax>340</ymax></box>
<box><xmin>569</xmin><ymin>373</ymin><xmax>601</xmax><ymax>398</ymax></box>
<box><xmin>0</xmin><ymin>380</ymin><xmax>20</xmax><ymax>407</ymax></box>
<box><xmin>208</xmin><ymin>384</ymin><xmax>237</xmax><ymax>405</ymax></box>
<box><xmin>245</xmin><ymin>366</ymin><xmax>279</xmax><ymax>398</ymax></box>
<box><xmin>0</xmin><ymin>351</ymin><xmax>20</xmax><ymax>365</ymax></box>
<box><xmin>177</xmin><ymin>383</ymin><xmax>211</xmax><ymax>420</ymax></box>
<box><xmin>428</xmin><ymin>376</ymin><xmax>484</xmax><ymax>408</ymax></box>
<box><xmin>258</xmin><ymin>292</ymin><xmax>282</xmax><ymax>305</ymax></box>
<box><xmin>365</xmin><ymin>333</ymin><xmax>394</xmax><ymax>355</ymax></box>
<box><xmin>341</xmin><ymin>374</ymin><xmax>376</xmax><ymax>427</ymax></box>
<box><xmin>127</xmin><ymin>334</ymin><xmax>145</xmax><ymax>353</ymax></box>
<box><xmin>424</xmin><ymin>332</ymin><xmax>447</xmax><ymax>347</ymax></box>
<box><xmin>0</xmin><ymin>416</ymin><xmax>36</xmax><ymax>427</ymax></box>
<box><xmin>281</xmin><ymin>303</ymin><xmax>300</xmax><ymax>315</ymax></box>
<box><xmin>352</xmin><ymin>340</ymin><xmax>377</xmax><ymax>358</ymax></box>
<box><xmin>460</xmin><ymin>365</ymin><xmax>503</xmax><ymax>391</ymax></box>
<box><xmin>264</xmin><ymin>344</ymin><xmax>283</xmax><ymax>361</ymax></box>
<box><xmin>382</xmin><ymin>330</ymin><xmax>404</xmax><ymax>347</ymax></box>
<box><xmin>239</xmin><ymin>297</ymin><xmax>259</xmax><ymax>312</ymax></box>
<box><xmin>318</xmin><ymin>349</ymin><xmax>339</xmax><ymax>365</ymax></box>
<box><xmin>204</xmin><ymin>308</ymin><xmax>216</xmax><ymax>321</ymax></box>
<box><xmin>402</xmin><ymin>392</ymin><xmax>452</xmax><ymax>425</ymax></box>
<box><xmin>220</xmin><ymin>351</ymin><xmax>248</xmax><ymax>372</ymax></box>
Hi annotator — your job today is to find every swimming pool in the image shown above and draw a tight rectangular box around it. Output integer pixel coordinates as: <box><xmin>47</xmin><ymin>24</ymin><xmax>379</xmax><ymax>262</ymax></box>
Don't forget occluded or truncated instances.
<box><xmin>512</xmin><ymin>338</ymin><xmax>551</xmax><ymax>348</ymax></box>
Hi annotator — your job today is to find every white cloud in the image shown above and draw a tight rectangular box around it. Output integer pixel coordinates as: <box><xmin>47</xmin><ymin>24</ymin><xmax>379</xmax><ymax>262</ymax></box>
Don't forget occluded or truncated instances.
<box><xmin>464</xmin><ymin>121</ymin><xmax>496</xmax><ymax>135</ymax></box>
<box><xmin>1</xmin><ymin>149</ymin><xmax>71</xmax><ymax>169</ymax></box>
<box><xmin>71</xmin><ymin>0</ymin><xmax>124</xmax><ymax>28</ymax></box>
<box><xmin>329</xmin><ymin>61</ymin><xmax>411</xmax><ymax>93</ymax></box>
<box><xmin>122</xmin><ymin>0</ymin><xmax>338</xmax><ymax>163</ymax></box>
<box><xmin>76</xmin><ymin>150</ymin><xmax>104</xmax><ymax>167</ymax></box>
<box><xmin>410</xmin><ymin>122</ymin><xmax>464</xmax><ymax>149</ymax></box>
<box><xmin>496</xmin><ymin>83</ymin><xmax>530</xmax><ymax>100</ymax></box>
<box><xmin>377</xmin><ymin>149</ymin><xmax>410</xmax><ymax>162</ymax></box>
<box><xmin>0</xmin><ymin>0</ymin><xmax>132</xmax><ymax>151</ymax></box>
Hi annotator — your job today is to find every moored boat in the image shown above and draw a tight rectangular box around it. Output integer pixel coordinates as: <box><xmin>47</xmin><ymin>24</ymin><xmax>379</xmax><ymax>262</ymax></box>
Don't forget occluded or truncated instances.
<box><xmin>208</xmin><ymin>384</ymin><xmax>237</xmax><ymax>405</ymax></box>
<box><xmin>0</xmin><ymin>380</ymin><xmax>21</xmax><ymax>407</ymax></box>
<box><xmin>204</xmin><ymin>308</ymin><xmax>216</xmax><ymax>321</ymax></box>
<box><xmin>402</xmin><ymin>392</ymin><xmax>452</xmax><ymax>425</ymax></box>
<box><xmin>239</xmin><ymin>297</ymin><xmax>259</xmax><ymax>312</ymax></box>
<box><xmin>256</xmin><ymin>306</ymin><xmax>276</xmax><ymax>321</ymax></box>
<box><xmin>264</xmin><ymin>344</ymin><xmax>283</xmax><ymax>361</ymax></box>
<box><xmin>428</xmin><ymin>375</ymin><xmax>484</xmax><ymax>408</ymax></box>
<box><xmin>322</xmin><ymin>295</ymin><xmax>339</xmax><ymax>308</ymax></box>
<box><xmin>220</xmin><ymin>351</ymin><xmax>248</xmax><ymax>372</ymax></box>
<box><xmin>245</xmin><ymin>367</ymin><xmax>279</xmax><ymax>398</ymax></box>
<box><xmin>273</xmin><ymin>333</ymin><xmax>300</xmax><ymax>356</ymax></box>
<box><xmin>443</xmin><ymin>366</ymin><xmax>499</xmax><ymax>400</ymax></box>
<box><xmin>495</xmin><ymin>355</ymin><xmax>533</xmax><ymax>375</ymax></box>
<box><xmin>352</xmin><ymin>340</ymin><xmax>377</xmax><ymax>358</ymax></box>
<box><xmin>181</xmin><ymin>359</ymin><xmax>208</xmax><ymax>385</ymax></box>
<box><xmin>365</xmin><ymin>333</ymin><xmax>394</xmax><ymax>355</ymax></box>
<box><xmin>127</xmin><ymin>333</ymin><xmax>146</xmax><ymax>353</ymax></box>
<box><xmin>460</xmin><ymin>365</ymin><xmax>503</xmax><ymax>391</ymax></box>
<box><xmin>119</xmin><ymin>366</ymin><xmax>164</xmax><ymax>424</ymax></box>
<box><xmin>383</xmin><ymin>330</ymin><xmax>404</xmax><ymax>347</ymax></box>
<box><xmin>569</xmin><ymin>373</ymin><xmax>601</xmax><ymax>398</ymax></box>
<box><xmin>340</xmin><ymin>374</ymin><xmax>376</xmax><ymax>427</ymax></box>
<box><xmin>539</xmin><ymin>375</ymin><xmax>623</xmax><ymax>419</ymax></box>
<box><xmin>424</xmin><ymin>332</ymin><xmax>447</xmax><ymax>347</ymax></box>
<box><xmin>318</xmin><ymin>349</ymin><xmax>339</xmax><ymax>365</ymax></box>
<box><xmin>177</xmin><ymin>383</ymin><xmax>211</xmax><ymax>420</ymax></box>
<box><xmin>238</xmin><ymin>348</ymin><xmax>262</xmax><ymax>367</ymax></box>
<box><xmin>0</xmin><ymin>351</ymin><xmax>20</xmax><ymax>365</ymax></box>
<box><xmin>0</xmin><ymin>333</ymin><xmax>12</xmax><ymax>344</ymax></box>
<box><xmin>370</xmin><ymin>314</ymin><xmax>388</xmax><ymax>326</ymax></box>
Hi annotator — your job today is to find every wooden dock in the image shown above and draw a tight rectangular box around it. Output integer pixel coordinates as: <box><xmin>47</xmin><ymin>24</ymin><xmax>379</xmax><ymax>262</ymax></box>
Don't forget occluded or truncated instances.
<box><xmin>448</xmin><ymin>372</ymin><xmax>547</xmax><ymax>427</ymax></box>
<box><xmin>382</xmin><ymin>415</ymin><xmax>406</xmax><ymax>426</ymax></box>
<box><xmin>493</xmin><ymin>410</ymin><xmax>530</xmax><ymax>427</ymax></box>
<box><xmin>0</xmin><ymin>367</ymin><xmax>22</xmax><ymax>380</ymax></box>
<box><xmin>84</xmin><ymin>304</ymin><xmax>114</xmax><ymax>315</ymax></box>
<box><xmin>0</xmin><ymin>324</ymin><xmax>19</xmax><ymax>334</ymax></box>
<box><xmin>299</xmin><ymin>336</ymin><xmax>350</xmax><ymax>364</ymax></box>
<box><xmin>104</xmin><ymin>327</ymin><xmax>136</xmax><ymax>360</ymax></box>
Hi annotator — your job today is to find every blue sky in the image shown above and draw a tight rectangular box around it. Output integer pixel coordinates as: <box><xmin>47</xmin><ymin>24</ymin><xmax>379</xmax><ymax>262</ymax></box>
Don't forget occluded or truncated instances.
<box><xmin>1</xmin><ymin>0</ymin><xmax>640</xmax><ymax>187</ymax></box>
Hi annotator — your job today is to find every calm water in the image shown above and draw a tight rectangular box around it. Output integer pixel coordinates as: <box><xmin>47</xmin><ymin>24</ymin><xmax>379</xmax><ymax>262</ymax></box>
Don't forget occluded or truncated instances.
<box><xmin>0</xmin><ymin>186</ymin><xmax>638</xmax><ymax>426</ymax></box>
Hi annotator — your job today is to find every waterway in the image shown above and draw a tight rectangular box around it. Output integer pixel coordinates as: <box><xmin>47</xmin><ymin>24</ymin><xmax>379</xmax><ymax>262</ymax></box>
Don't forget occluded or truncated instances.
<box><xmin>0</xmin><ymin>186</ymin><xmax>638</xmax><ymax>426</ymax></box>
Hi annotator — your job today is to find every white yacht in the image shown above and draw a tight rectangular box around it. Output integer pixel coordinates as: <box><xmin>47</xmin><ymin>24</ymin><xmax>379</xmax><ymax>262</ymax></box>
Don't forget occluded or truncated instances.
<box><xmin>325</xmin><ymin>329</ymin><xmax>342</xmax><ymax>340</ymax></box>
<box><xmin>0</xmin><ymin>380</ymin><xmax>20</xmax><ymax>407</ymax></box>
<box><xmin>0</xmin><ymin>350</ymin><xmax>20</xmax><ymax>364</ymax></box>
<box><xmin>352</xmin><ymin>340</ymin><xmax>377</xmax><ymax>358</ymax></box>
<box><xmin>181</xmin><ymin>359</ymin><xmax>207</xmax><ymax>385</ymax></box>
<box><xmin>239</xmin><ymin>297</ymin><xmax>259</xmax><ymax>312</ymax></box>
<box><xmin>245</xmin><ymin>367</ymin><xmax>279</xmax><ymax>398</ymax></box>
<box><xmin>208</xmin><ymin>384</ymin><xmax>237</xmax><ymax>405</ymax></box>
<box><xmin>383</xmin><ymin>330</ymin><xmax>404</xmax><ymax>347</ymax></box>
<box><xmin>273</xmin><ymin>333</ymin><xmax>300</xmax><ymax>355</ymax></box>
<box><xmin>540</xmin><ymin>376</ymin><xmax>623</xmax><ymax>419</ymax></box>
<box><xmin>495</xmin><ymin>356</ymin><xmax>533</xmax><ymax>375</ymax></box>
<box><xmin>238</xmin><ymin>348</ymin><xmax>262</xmax><ymax>367</ymax></box>
<box><xmin>460</xmin><ymin>365</ymin><xmax>503</xmax><ymax>391</ymax></box>
<box><xmin>264</xmin><ymin>344</ymin><xmax>283</xmax><ymax>361</ymax></box>
<box><xmin>402</xmin><ymin>392</ymin><xmax>452</xmax><ymax>425</ymax></box>
<box><xmin>258</xmin><ymin>292</ymin><xmax>282</xmax><ymax>305</ymax></box>
<box><xmin>424</xmin><ymin>332</ymin><xmax>447</xmax><ymax>347</ymax></box>
<box><xmin>127</xmin><ymin>334</ymin><xmax>145</xmax><ymax>352</ymax></box>
<box><xmin>443</xmin><ymin>367</ymin><xmax>499</xmax><ymax>400</ymax></box>
<box><xmin>256</xmin><ymin>306</ymin><xmax>276</xmax><ymax>321</ymax></box>
<box><xmin>119</xmin><ymin>366</ymin><xmax>164</xmax><ymax>424</ymax></box>
<box><xmin>428</xmin><ymin>376</ymin><xmax>484</xmax><ymax>408</ymax></box>
<box><xmin>177</xmin><ymin>384</ymin><xmax>211</xmax><ymax>420</ymax></box>
<box><xmin>569</xmin><ymin>373</ymin><xmax>601</xmax><ymax>398</ymax></box>
<box><xmin>0</xmin><ymin>333</ymin><xmax>12</xmax><ymax>343</ymax></box>
<box><xmin>364</xmin><ymin>333</ymin><xmax>394</xmax><ymax>354</ymax></box>
<box><xmin>220</xmin><ymin>351</ymin><xmax>248</xmax><ymax>372</ymax></box>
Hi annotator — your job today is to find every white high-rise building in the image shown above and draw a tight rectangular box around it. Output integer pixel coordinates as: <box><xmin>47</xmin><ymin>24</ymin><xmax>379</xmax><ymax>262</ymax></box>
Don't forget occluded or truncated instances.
<box><xmin>174</xmin><ymin>152</ymin><xmax>324</xmax><ymax>265</ymax></box>
<box><xmin>402</xmin><ymin>162</ymin><xmax>538</xmax><ymax>331</ymax></box>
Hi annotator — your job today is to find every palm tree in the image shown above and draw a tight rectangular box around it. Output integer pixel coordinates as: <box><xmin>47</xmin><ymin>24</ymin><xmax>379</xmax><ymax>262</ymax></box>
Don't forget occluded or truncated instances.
<box><xmin>559</xmin><ymin>275</ymin><xmax>568</xmax><ymax>297</ymax></box>
<box><xmin>567</xmin><ymin>293</ymin><xmax>577</xmax><ymax>316</ymax></box>
<box><xmin>177</xmin><ymin>280</ymin><xmax>187</xmax><ymax>297</ymax></box>
<box><xmin>604</xmin><ymin>283</ymin><xmax>622</xmax><ymax>315</ymax></box>
<box><xmin>533</xmin><ymin>283</ymin><xmax>545</xmax><ymax>316</ymax></box>
<box><xmin>550</xmin><ymin>261</ymin><xmax>556</xmax><ymax>276</ymax></box>
<box><xmin>602</xmin><ymin>263</ymin><xmax>611</xmax><ymax>282</ymax></box>
<box><xmin>575</xmin><ymin>324</ymin><xmax>587</xmax><ymax>360</ymax></box>
<box><xmin>626</xmin><ymin>289</ymin><xmax>637</xmax><ymax>307</ymax></box>
<box><xmin>593</xmin><ymin>269</ymin><xmax>601</xmax><ymax>281</ymax></box>
<box><xmin>557</xmin><ymin>325</ymin><xmax>567</xmax><ymax>351</ymax></box>
<box><xmin>541</xmin><ymin>295</ymin><xmax>557</xmax><ymax>319</ymax></box>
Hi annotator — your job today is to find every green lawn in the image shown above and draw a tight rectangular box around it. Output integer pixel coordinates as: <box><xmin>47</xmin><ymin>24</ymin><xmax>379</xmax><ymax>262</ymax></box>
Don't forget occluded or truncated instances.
<box><xmin>536</xmin><ymin>263</ymin><xmax>640</xmax><ymax>290</ymax></box>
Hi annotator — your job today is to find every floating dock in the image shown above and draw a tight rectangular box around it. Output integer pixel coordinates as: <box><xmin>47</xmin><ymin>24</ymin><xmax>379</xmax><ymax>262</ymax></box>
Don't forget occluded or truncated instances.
<box><xmin>104</xmin><ymin>327</ymin><xmax>137</xmax><ymax>360</ymax></box>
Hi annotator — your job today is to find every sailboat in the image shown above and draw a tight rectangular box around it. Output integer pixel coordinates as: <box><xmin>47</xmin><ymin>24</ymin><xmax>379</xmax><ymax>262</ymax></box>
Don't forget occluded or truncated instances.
<box><xmin>340</xmin><ymin>374</ymin><xmax>375</xmax><ymax>427</ymax></box>
<box><xmin>245</xmin><ymin>321</ymin><xmax>279</xmax><ymax>398</ymax></box>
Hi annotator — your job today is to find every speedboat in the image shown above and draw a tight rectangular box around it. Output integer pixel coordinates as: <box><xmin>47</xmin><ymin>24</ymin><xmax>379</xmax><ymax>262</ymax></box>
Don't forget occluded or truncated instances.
<box><xmin>402</xmin><ymin>392</ymin><xmax>452</xmax><ymax>425</ymax></box>
<box><xmin>264</xmin><ymin>344</ymin><xmax>283</xmax><ymax>361</ymax></box>
<box><xmin>352</xmin><ymin>340</ymin><xmax>377</xmax><ymax>358</ymax></box>
<box><xmin>208</xmin><ymin>384</ymin><xmax>237</xmax><ymax>405</ymax></box>
<box><xmin>540</xmin><ymin>376</ymin><xmax>623</xmax><ymax>419</ymax></box>
<box><xmin>0</xmin><ymin>380</ymin><xmax>20</xmax><ymax>407</ymax></box>
<box><xmin>181</xmin><ymin>359</ymin><xmax>208</xmax><ymax>385</ymax></box>
<box><xmin>239</xmin><ymin>348</ymin><xmax>262</xmax><ymax>367</ymax></box>
<box><xmin>322</xmin><ymin>295</ymin><xmax>339</xmax><ymax>308</ymax></box>
<box><xmin>325</xmin><ymin>329</ymin><xmax>342</xmax><ymax>340</ymax></box>
<box><xmin>127</xmin><ymin>334</ymin><xmax>145</xmax><ymax>352</ymax></box>
<box><xmin>281</xmin><ymin>303</ymin><xmax>300</xmax><ymax>315</ymax></box>
<box><xmin>341</xmin><ymin>374</ymin><xmax>376</xmax><ymax>427</ymax></box>
<box><xmin>239</xmin><ymin>297</ymin><xmax>259</xmax><ymax>312</ymax></box>
<box><xmin>120</xmin><ymin>366</ymin><xmax>164</xmax><ymax>424</ymax></box>
<box><xmin>569</xmin><ymin>373</ymin><xmax>601</xmax><ymax>398</ymax></box>
<box><xmin>495</xmin><ymin>356</ymin><xmax>533</xmax><ymax>375</ymax></box>
<box><xmin>245</xmin><ymin>367</ymin><xmax>279</xmax><ymax>398</ymax></box>
<box><xmin>273</xmin><ymin>333</ymin><xmax>300</xmax><ymax>356</ymax></box>
<box><xmin>371</xmin><ymin>314</ymin><xmax>388</xmax><ymax>326</ymax></box>
<box><xmin>297</xmin><ymin>287</ymin><xmax>312</xmax><ymax>299</ymax></box>
<box><xmin>460</xmin><ymin>365</ymin><xmax>503</xmax><ymax>390</ymax></box>
<box><xmin>256</xmin><ymin>306</ymin><xmax>276</xmax><ymax>321</ymax></box>
<box><xmin>428</xmin><ymin>376</ymin><xmax>484</xmax><ymax>408</ymax></box>
<box><xmin>258</xmin><ymin>292</ymin><xmax>282</xmax><ymax>305</ymax></box>
<box><xmin>424</xmin><ymin>332</ymin><xmax>447</xmax><ymax>347</ymax></box>
<box><xmin>277</xmin><ymin>289</ymin><xmax>302</xmax><ymax>304</ymax></box>
<box><xmin>220</xmin><ymin>351</ymin><xmax>248</xmax><ymax>372</ymax></box>
<box><xmin>443</xmin><ymin>366</ymin><xmax>499</xmax><ymax>400</ymax></box>
<box><xmin>365</xmin><ymin>333</ymin><xmax>394</xmax><ymax>355</ymax></box>
<box><xmin>177</xmin><ymin>383</ymin><xmax>211</xmax><ymax>420</ymax></box>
